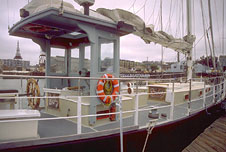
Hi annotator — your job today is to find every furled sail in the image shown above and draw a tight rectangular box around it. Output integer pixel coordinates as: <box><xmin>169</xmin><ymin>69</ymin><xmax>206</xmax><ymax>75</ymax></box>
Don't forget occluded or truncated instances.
<box><xmin>97</xmin><ymin>8</ymin><xmax>196</xmax><ymax>54</ymax></box>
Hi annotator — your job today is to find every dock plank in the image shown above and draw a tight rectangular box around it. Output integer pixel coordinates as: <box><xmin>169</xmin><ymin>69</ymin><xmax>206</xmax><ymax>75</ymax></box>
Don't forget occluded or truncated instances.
<box><xmin>183</xmin><ymin>114</ymin><xmax>226</xmax><ymax>152</ymax></box>
<box><xmin>200</xmin><ymin>133</ymin><xmax>225</xmax><ymax>152</ymax></box>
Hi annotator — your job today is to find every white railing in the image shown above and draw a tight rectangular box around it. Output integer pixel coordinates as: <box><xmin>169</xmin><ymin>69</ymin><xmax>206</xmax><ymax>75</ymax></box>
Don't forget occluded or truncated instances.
<box><xmin>0</xmin><ymin>74</ymin><xmax>225</xmax><ymax>141</ymax></box>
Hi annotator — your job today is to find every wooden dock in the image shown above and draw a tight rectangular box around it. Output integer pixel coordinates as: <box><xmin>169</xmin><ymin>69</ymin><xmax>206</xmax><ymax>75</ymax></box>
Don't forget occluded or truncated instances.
<box><xmin>182</xmin><ymin>114</ymin><xmax>226</xmax><ymax>152</ymax></box>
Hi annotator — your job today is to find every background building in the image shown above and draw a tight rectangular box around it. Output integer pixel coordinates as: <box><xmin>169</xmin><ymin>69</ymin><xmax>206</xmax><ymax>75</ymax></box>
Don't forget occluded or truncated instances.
<box><xmin>0</xmin><ymin>41</ymin><xmax>30</xmax><ymax>70</ymax></box>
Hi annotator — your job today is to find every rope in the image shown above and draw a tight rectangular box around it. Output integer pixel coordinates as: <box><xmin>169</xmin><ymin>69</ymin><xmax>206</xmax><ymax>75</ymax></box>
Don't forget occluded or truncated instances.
<box><xmin>192</xmin><ymin>0</ymin><xmax>196</xmax><ymax>60</ymax></box>
<box><xmin>200</xmin><ymin>0</ymin><xmax>210</xmax><ymax>68</ymax></box>
<box><xmin>146</xmin><ymin>0</ymin><xmax>157</xmax><ymax>24</ymax></box>
<box><xmin>7</xmin><ymin>0</ymin><xmax>10</xmax><ymax>29</ymax></box>
<box><xmin>142</xmin><ymin>120</ymin><xmax>156</xmax><ymax>152</ymax></box>
<box><xmin>128</xmin><ymin>0</ymin><xmax>137</xmax><ymax>11</ymax></box>
<box><xmin>213</xmin><ymin>0</ymin><xmax>222</xmax><ymax>54</ymax></box>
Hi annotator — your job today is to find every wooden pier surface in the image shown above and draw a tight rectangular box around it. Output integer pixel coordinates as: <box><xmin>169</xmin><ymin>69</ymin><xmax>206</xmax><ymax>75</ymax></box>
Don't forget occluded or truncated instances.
<box><xmin>182</xmin><ymin>114</ymin><xmax>226</xmax><ymax>152</ymax></box>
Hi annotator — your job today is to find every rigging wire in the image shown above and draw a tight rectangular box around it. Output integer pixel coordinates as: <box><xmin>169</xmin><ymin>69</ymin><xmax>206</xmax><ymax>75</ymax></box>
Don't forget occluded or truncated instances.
<box><xmin>181</xmin><ymin>0</ymin><xmax>184</xmax><ymax>37</ymax></box>
<box><xmin>134</xmin><ymin>0</ymin><xmax>148</xmax><ymax>15</ymax></box>
<box><xmin>175</xmin><ymin>0</ymin><xmax>182</xmax><ymax>38</ymax></box>
<box><xmin>208</xmin><ymin>0</ymin><xmax>217</xmax><ymax>69</ymax></box>
<box><xmin>128</xmin><ymin>0</ymin><xmax>137</xmax><ymax>11</ymax></box>
<box><xmin>160</xmin><ymin>0</ymin><xmax>164</xmax><ymax>73</ymax></box>
<box><xmin>154</xmin><ymin>10</ymin><xmax>160</xmax><ymax>29</ymax></box>
<box><xmin>200</xmin><ymin>0</ymin><xmax>210</xmax><ymax>67</ymax></box>
<box><xmin>194</xmin><ymin>29</ymin><xmax>210</xmax><ymax>48</ymax></box>
<box><xmin>181</xmin><ymin>0</ymin><xmax>185</xmax><ymax>62</ymax></box>
<box><xmin>213</xmin><ymin>0</ymin><xmax>222</xmax><ymax>55</ymax></box>
<box><xmin>146</xmin><ymin>0</ymin><xmax>157</xmax><ymax>24</ymax></box>
<box><xmin>143</xmin><ymin>0</ymin><xmax>148</xmax><ymax>22</ymax></box>
<box><xmin>165</xmin><ymin>0</ymin><xmax>173</xmax><ymax>33</ymax></box>
<box><xmin>192</xmin><ymin>0</ymin><xmax>196</xmax><ymax>60</ymax></box>
<box><xmin>165</xmin><ymin>0</ymin><xmax>177</xmax><ymax>34</ymax></box>
<box><xmin>7</xmin><ymin>0</ymin><xmax>10</xmax><ymax>29</ymax></box>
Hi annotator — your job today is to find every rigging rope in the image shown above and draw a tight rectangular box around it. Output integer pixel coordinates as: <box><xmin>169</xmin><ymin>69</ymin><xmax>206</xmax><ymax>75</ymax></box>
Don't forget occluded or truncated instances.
<box><xmin>165</xmin><ymin>0</ymin><xmax>173</xmax><ymax>33</ymax></box>
<box><xmin>146</xmin><ymin>0</ymin><xmax>157</xmax><ymax>24</ymax></box>
<box><xmin>213</xmin><ymin>0</ymin><xmax>222</xmax><ymax>55</ymax></box>
<box><xmin>128</xmin><ymin>0</ymin><xmax>137</xmax><ymax>11</ymax></box>
<box><xmin>200</xmin><ymin>0</ymin><xmax>210</xmax><ymax>67</ymax></box>
<box><xmin>7</xmin><ymin>0</ymin><xmax>10</xmax><ymax>29</ymax></box>
<box><xmin>175</xmin><ymin>0</ymin><xmax>182</xmax><ymax>38</ymax></box>
<box><xmin>142</xmin><ymin>121</ymin><xmax>156</xmax><ymax>152</ymax></box>
<box><xmin>192</xmin><ymin>0</ymin><xmax>196</xmax><ymax>60</ymax></box>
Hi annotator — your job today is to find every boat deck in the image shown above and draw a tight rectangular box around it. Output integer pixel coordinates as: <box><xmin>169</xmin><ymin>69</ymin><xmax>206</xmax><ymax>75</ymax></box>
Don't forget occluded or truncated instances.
<box><xmin>182</xmin><ymin>113</ymin><xmax>226</xmax><ymax>152</ymax></box>
<box><xmin>36</xmin><ymin>96</ymin><xmax>214</xmax><ymax>139</ymax></box>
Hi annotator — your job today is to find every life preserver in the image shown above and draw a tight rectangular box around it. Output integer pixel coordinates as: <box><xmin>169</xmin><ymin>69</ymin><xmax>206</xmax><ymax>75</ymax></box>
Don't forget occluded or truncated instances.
<box><xmin>96</xmin><ymin>74</ymin><xmax>119</xmax><ymax>105</ymax></box>
<box><xmin>26</xmin><ymin>78</ymin><xmax>40</xmax><ymax>109</ymax></box>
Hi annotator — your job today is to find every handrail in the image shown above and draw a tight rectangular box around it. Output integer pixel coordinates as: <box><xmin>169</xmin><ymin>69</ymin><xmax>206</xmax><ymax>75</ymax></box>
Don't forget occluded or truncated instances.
<box><xmin>0</xmin><ymin>74</ymin><xmax>225</xmax><ymax>139</ymax></box>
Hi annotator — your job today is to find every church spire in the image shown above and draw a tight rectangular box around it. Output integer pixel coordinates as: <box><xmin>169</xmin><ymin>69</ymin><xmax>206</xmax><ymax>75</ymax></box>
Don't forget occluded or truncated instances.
<box><xmin>14</xmin><ymin>41</ymin><xmax>22</xmax><ymax>60</ymax></box>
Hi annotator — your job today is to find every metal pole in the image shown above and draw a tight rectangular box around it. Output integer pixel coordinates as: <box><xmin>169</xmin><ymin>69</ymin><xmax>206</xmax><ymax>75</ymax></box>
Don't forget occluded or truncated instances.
<box><xmin>186</xmin><ymin>0</ymin><xmax>193</xmax><ymax>80</ymax></box>
<box><xmin>77</xmin><ymin>97</ymin><xmax>82</xmax><ymax>134</ymax></box>
<box><xmin>224</xmin><ymin>78</ymin><xmax>226</xmax><ymax>99</ymax></box>
<box><xmin>200</xmin><ymin>0</ymin><xmax>209</xmax><ymax>68</ymax></box>
<box><xmin>213</xmin><ymin>80</ymin><xmax>215</xmax><ymax>103</ymax></box>
<box><xmin>208</xmin><ymin>0</ymin><xmax>216</xmax><ymax>70</ymax></box>
<box><xmin>203</xmin><ymin>81</ymin><xmax>206</xmax><ymax>108</ymax></box>
<box><xmin>119</xmin><ymin>96</ymin><xmax>123</xmax><ymax>152</ymax></box>
<box><xmin>134</xmin><ymin>94</ymin><xmax>139</xmax><ymax>126</ymax></box>
<box><xmin>169</xmin><ymin>81</ymin><xmax>175</xmax><ymax>120</ymax></box>
<box><xmin>188</xmin><ymin>79</ymin><xmax>191</xmax><ymax>115</ymax></box>
<box><xmin>20</xmin><ymin>77</ymin><xmax>23</xmax><ymax>109</ymax></box>
<box><xmin>223</xmin><ymin>0</ymin><xmax>225</xmax><ymax>55</ymax></box>
<box><xmin>78</xmin><ymin>78</ymin><xmax>81</xmax><ymax>96</ymax></box>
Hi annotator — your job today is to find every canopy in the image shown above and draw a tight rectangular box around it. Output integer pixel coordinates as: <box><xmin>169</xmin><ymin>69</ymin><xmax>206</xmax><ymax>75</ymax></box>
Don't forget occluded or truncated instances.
<box><xmin>97</xmin><ymin>8</ymin><xmax>196</xmax><ymax>54</ymax></box>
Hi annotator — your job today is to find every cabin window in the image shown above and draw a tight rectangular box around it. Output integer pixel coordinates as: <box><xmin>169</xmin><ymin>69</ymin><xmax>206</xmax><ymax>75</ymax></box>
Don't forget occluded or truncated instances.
<box><xmin>50</xmin><ymin>48</ymin><xmax>66</xmax><ymax>74</ymax></box>
<box><xmin>98</xmin><ymin>38</ymin><xmax>114</xmax><ymax>72</ymax></box>
<box><xmin>71</xmin><ymin>46</ymin><xmax>91</xmax><ymax>74</ymax></box>
<box><xmin>84</xmin><ymin>46</ymin><xmax>91</xmax><ymax>72</ymax></box>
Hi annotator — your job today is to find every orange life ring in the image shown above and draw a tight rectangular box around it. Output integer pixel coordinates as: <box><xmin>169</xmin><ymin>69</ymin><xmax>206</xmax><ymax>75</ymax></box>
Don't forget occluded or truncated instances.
<box><xmin>96</xmin><ymin>74</ymin><xmax>119</xmax><ymax>105</ymax></box>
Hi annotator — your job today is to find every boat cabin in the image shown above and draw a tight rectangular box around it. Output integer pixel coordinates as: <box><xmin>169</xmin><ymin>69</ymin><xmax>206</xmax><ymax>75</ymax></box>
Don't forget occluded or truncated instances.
<box><xmin>9</xmin><ymin>0</ymin><xmax>134</xmax><ymax>125</ymax></box>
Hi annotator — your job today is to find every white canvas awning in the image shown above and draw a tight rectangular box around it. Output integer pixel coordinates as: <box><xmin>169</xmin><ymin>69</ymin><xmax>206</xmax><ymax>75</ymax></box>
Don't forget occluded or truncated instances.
<box><xmin>97</xmin><ymin>8</ymin><xmax>196</xmax><ymax>54</ymax></box>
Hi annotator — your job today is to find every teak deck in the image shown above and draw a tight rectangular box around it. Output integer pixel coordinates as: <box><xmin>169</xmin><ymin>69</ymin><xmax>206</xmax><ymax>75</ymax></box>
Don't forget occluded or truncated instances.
<box><xmin>183</xmin><ymin>114</ymin><xmax>226</xmax><ymax>152</ymax></box>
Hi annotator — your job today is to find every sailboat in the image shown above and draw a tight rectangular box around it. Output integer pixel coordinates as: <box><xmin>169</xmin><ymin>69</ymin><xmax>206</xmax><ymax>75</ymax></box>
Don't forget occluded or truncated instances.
<box><xmin>0</xmin><ymin>0</ymin><xmax>225</xmax><ymax>152</ymax></box>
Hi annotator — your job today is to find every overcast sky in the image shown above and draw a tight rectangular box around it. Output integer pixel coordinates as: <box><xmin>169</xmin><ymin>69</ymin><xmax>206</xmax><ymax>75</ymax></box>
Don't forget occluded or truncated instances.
<box><xmin>0</xmin><ymin>0</ymin><xmax>225</xmax><ymax>65</ymax></box>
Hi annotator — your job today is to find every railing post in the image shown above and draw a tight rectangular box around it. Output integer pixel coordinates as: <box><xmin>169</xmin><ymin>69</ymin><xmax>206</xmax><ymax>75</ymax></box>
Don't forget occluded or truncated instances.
<box><xmin>224</xmin><ymin>78</ymin><xmax>226</xmax><ymax>99</ymax></box>
<box><xmin>203</xmin><ymin>80</ymin><xmax>206</xmax><ymax>108</ymax></box>
<box><xmin>119</xmin><ymin>95</ymin><xmax>124</xmax><ymax>152</ymax></box>
<box><xmin>20</xmin><ymin>77</ymin><xmax>23</xmax><ymax>109</ymax></box>
<box><xmin>77</xmin><ymin>96</ymin><xmax>82</xmax><ymax>134</ymax></box>
<box><xmin>213</xmin><ymin>80</ymin><xmax>215</xmax><ymax>103</ymax></box>
<box><xmin>78</xmin><ymin>78</ymin><xmax>81</xmax><ymax>96</ymax></box>
<box><xmin>187</xmin><ymin>79</ymin><xmax>192</xmax><ymax>116</ymax></box>
<box><xmin>134</xmin><ymin>94</ymin><xmax>139</xmax><ymax>126</ymax></box>
<box><xmin>169</xmin><ymin>81</ymin><xmax>175</xmax><ymax>120</ymax></box>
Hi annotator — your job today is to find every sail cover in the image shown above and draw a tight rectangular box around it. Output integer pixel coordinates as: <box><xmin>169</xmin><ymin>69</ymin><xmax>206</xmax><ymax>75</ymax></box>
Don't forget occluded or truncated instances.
<box><xmin>97</xmin><ymin>8</ymin><xmax>196</xmax><ymax>54</ymax></box>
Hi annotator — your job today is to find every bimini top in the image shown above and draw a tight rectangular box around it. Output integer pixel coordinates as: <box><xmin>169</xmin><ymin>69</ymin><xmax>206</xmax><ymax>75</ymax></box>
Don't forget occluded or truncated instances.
<box><xmin>9</xmin><ymin>0</ymin><xmax>134</xmax><ymax>49</ymax></box>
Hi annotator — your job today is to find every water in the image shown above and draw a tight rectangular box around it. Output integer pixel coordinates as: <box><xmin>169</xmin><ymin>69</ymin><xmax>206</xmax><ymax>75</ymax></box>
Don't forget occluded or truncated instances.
<box><xmin>0</xmin><ymin>78</ymin><xmax>46</xmax><ymax>109</ymax></box>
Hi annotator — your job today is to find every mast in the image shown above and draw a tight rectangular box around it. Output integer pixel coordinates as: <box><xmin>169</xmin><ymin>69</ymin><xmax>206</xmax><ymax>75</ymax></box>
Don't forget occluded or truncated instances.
<box><xmin>160</xmin><ymin>0</ymin><xmax>164</xmax><ymax>72</ymax></box>
<box><xmin>186</xmin><ymin>0</ymin><xmax>192</xmax><ymax>80</ymax></box>
<box><xmin>223</xmin><ymin>0</ymin><xmax>225</xmax><ymax>55</ymax></box>
<box><xmin>208</xmin><ymin>0</ymin><xmax>216</xmax><ymax>69</ymax></box>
